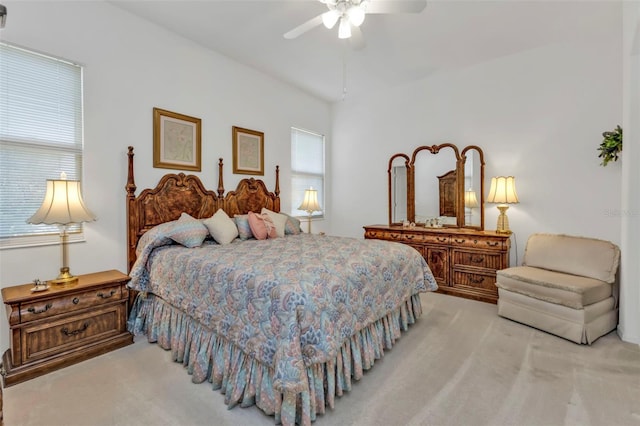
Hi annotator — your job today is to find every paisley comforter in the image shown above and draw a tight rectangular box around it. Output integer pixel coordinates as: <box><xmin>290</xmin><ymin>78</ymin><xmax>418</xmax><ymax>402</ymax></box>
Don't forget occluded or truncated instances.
<box><xmin>128</xmin><ymin>232</ymin><xmax>437</xmax><ymax>421</ymax></box>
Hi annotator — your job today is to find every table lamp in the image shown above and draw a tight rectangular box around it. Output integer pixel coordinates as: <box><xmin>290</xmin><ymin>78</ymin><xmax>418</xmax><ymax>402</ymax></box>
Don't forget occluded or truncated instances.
<box><xmin>27</xmin><ymin>173</ymin><xmax>96</xmax><ymax>285</ymax></box>
<box><xmin>486</xmin><ymin>176</ymin><xmax>518</xmax><ymax>234</ymax></box>
<box><xmin>298</xmin><ymin>187</ymin><xmax>321</xmax><ymax>234</ymax></box>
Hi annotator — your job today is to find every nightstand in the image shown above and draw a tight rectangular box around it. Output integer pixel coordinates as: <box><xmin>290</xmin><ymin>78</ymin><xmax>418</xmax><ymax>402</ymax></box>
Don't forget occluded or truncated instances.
<box><xmin>1</xmin><ymin>270</ymin><xmax>134</xmax><ymax>387</ymax></box>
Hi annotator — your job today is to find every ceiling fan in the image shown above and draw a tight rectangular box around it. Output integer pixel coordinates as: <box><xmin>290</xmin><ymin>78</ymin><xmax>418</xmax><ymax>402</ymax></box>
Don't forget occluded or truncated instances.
<box><xmin>284</xmin><ymin>0</ymin><xmax>427</xmax><ymax>43</ymax></box>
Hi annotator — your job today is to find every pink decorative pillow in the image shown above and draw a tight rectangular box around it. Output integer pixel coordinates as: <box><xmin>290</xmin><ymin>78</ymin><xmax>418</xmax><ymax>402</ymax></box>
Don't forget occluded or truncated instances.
<box><xmin>247</xmin><ymin>211</ymin><xmax>277</xmax><ymax>240</ymax></box>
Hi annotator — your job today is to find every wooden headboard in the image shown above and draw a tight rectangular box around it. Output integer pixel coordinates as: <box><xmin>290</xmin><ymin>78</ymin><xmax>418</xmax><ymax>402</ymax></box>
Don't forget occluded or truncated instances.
<box><xmin>125</xmin><ymin>146</ymin><xmax>280</xmax><ymax>272</ymax></box>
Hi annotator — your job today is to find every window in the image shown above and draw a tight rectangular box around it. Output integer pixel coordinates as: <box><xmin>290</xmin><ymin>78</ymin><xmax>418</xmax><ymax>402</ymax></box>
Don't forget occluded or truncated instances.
<box><xmin>0</xmin><ymin>42</ymin><xmax>84</xmax><ymax>248</ymax></box>
<box><xmin>291</xmin><ymin>127</ymin><xmax>324</xmax><ymax>218</ymax></box>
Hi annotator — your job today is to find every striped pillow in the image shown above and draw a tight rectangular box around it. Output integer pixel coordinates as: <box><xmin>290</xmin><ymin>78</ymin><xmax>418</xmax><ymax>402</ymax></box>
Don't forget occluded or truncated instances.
<box><xmin>234</xmin><ymin>214</ymin><xmax>254</xmax><ymax>240</ymax></box>
<box><xmin>166</xmin><ymin>212</ymin><xmax>208</xmax><ymax>248</ymax></box>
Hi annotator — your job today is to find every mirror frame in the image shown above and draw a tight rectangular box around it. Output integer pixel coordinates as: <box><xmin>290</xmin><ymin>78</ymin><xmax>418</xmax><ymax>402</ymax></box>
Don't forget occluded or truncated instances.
<box><xmin>387</xmin><ymin>153</ymin><xmax>411</xmax><ymax>226</ymax></box>
<box><xmin>387</xmin><ymin>143</ymin><xmax>485</xmax><ymax>230</ymax></box>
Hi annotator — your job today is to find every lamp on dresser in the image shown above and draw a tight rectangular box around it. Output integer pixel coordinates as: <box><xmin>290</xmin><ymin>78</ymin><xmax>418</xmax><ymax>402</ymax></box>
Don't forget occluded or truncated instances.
<box><xmin>298</xmin><ymin>187</ymin><xmax>322</xmax><ymax>234</ymax></box>
<box><xmin>27</xmin><ymin>173</ymin><xmax>96</xmax><ymax>285</ymax></box>
<box><xmin>486</xmin><ymin>176</ymin><xmax>519</xmax><ymax>234</ymax></box>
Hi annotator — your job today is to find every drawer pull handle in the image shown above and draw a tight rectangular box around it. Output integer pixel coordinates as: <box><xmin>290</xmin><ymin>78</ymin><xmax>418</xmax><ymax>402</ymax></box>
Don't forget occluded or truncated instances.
<box><xmin>97</xmin><ymin>290</ymin><xmax>116</xmax><ymax>299</ymax></box>
<box><xmin>471</xmin><ymin>255</ymin><xmax>485</xmax><ymax>263</ymax></box>
<box><xmin>437</xmin><ymin>237</ymin><xmax>448</xmax><ymax>243</ymax></box>
<box><xmin>391</xmin><ymin>234</ymin><xmax>400</xmax><ymax>240</ymax></box>
<box><xmin>73</xmin><ymin>297</ymin><xmax>80</xmax><ymax>304</ymax></box>
<box><xmin>61</xmin><ymin>322</ymin><xmax>89</xmax><ymax>337</ymax></box>
<box><xmin>405</xmin><ymin>235</ymin><xmax>414</xmax><ymax>240</ymax></box>
<box><xmin>28</xmin><ymin>303</ymin><xmax>52</xmax><ymax>315</ymax></box>
<box><xmin>486</xmin><ymin>241</ymin><xmax>499</xmax><ymax>247</ymax></box>
<box><xmin>470</xmin><ymin>276</ymin><xmax>485</xmax><ymax>284</ymax></box>
<box><xmin>454</xmin><ymin>238</ymin><xmax>465</xmax><ymax>243</ymax></box>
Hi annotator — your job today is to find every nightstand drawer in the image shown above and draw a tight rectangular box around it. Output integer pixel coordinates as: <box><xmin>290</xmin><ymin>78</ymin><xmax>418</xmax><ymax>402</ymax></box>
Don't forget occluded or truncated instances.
<box><xmin>19</xmin><ymin>285</ymin><xmax>123</xmax><ymax>323</ymax></box>
<box><xmin>22</xmin><ymin>304</ymin><xmax>126</xmax><ymax>364</ymax></box>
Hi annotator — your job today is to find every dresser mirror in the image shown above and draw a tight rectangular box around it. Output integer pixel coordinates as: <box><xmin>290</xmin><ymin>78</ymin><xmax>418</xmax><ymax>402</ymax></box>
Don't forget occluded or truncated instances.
<box><xmin>388</xmin><ymin>143</ymin><xmax>485</xmax><ymax>230</ymax></box>
<box><xmin>412</xmin><ymin>144</ymin><xmax>462</xmax><ymax>226</ymax></box>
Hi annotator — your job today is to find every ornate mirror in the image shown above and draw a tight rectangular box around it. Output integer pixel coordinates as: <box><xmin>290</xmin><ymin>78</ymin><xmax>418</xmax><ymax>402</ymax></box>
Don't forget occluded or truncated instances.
<box><xmin>387</xmin><ymin>143</ymin><xmax>485</xmax><ymax>230</ymax></box>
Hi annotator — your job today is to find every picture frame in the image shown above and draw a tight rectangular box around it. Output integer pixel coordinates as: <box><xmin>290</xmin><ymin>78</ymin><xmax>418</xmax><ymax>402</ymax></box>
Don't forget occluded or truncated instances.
<box><xmin>153</xmin><ymin>107</ymin><xmax>201</xmax><ymax>171</ymax></box>
<box><xmin>232</xmin><ymin>126</ymin><xmax>264</xmax><ymax>175</ymax></box>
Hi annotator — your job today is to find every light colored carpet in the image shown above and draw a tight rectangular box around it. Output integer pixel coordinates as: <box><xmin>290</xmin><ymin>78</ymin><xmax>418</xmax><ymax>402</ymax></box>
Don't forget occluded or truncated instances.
<box><xmin>4</xmin><ymin>292</ymin><xmax>640</xmax><ymax>426</ymax></box>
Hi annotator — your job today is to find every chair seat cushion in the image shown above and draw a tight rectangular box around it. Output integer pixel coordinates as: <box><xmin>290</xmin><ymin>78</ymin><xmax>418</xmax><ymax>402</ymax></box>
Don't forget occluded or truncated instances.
<box><xmin>496</xmin><ymin>266</ymin><xmax>612</xmax><ymax>309</ymax></box>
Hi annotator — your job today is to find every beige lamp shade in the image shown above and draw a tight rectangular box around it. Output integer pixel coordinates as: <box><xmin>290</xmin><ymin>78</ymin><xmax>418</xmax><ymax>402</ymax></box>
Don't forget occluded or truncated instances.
<box><xmin>28</xmin><ymin>179</ymin><xmax>96</xmax><ymax>225</ymax></box>
<box><xmin>486</xmin><ymin>176</ymin><xmax>519</xmax><ymax>205</ymax></box>
<box><xmin>298</xmin><ymin>187</ymin><xmax>321</xmax><ymax>214</ymax></box>
<box><xmin>486</xmin><ymin>176</ymin><xmax>519</xmax><ymax>234</ymax></box>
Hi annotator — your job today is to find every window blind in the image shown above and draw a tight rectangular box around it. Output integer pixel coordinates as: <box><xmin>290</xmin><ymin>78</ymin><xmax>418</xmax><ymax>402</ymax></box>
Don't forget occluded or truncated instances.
<box><xmin>291</xmin><ymin>127</ymin><xmax>325</xmax><ymax>217</ymax></box>
<box><xmin>0</xmin><ymin>42</ymin><xmax>84</xmax><ymax>247</ymax></box>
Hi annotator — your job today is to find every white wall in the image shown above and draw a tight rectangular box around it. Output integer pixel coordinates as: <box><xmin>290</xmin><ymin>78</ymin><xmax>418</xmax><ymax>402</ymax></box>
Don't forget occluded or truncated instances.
<box><xmin>330</xmin><ymin>4</ymin><xmax>639</xmax><ymax>342</ymax></box>
<box><xmin>619</xmin><ymin>2</ymin><xmax>640</xmax><ymax>344</ymax></box>
<box><xmin>0</xmin><ymin>2</ymin><xmax>331</xmax><ymax>351</ymax></box>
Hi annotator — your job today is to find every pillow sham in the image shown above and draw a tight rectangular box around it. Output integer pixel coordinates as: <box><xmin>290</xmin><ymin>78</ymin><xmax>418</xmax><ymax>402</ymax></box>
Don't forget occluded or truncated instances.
<box><xmin>203</xmin><ymin>209</ymin><xmax>238</xmax><ymax>245</ymax></box>
<box><xmin>234</xmin><ymin>214</ymin><xmax>254</xmax><ymax>240</ymax></box>
<box><xmin>261</xmin><ymin>208</ymin><xmax>288</xmax><ymax>238</ymax></box>
<box><xmin>248</xmin><ymin>211</ymin><xmax>277</xmax><ymax>240</ymax></box>
<box><xmin>167</xmin><ymin>212</ymin><xmax>208</xmax><ymax>248</ymax></box>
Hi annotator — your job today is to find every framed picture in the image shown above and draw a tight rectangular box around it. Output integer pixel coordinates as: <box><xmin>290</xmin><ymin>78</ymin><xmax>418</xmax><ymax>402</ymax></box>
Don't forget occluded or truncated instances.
<box><xmin>232</xmin><ymin>126</ymin><xmax>264</xmax><ymax>175</ymax></box>
<box><xmin>153</xmin><ymin>107</ymin><xmax>201</xmax><ymax>171</ymax></box>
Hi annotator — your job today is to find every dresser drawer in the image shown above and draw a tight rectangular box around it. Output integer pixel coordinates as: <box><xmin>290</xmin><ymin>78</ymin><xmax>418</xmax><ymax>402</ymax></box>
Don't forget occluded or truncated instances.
<box><xmin>452</xmin><ymin>250</ymin><xmax>504</xmax><ymax>269</ymax></box>
<box><xmin>452</xmin><ymin>270</ymin><xmax>497</xmax><ymax>293</ymax></box>
<box><xmin>19</xmin><ymin>285</ymin><xmax>123</xmax><ymax>323</ymax></box>
<box><xmin>21</xmin><ymin>304</ymin><xmax>126</xmax><ymax>364</ymax></box>
<box><xmin>450</xmin><ymin>236</ymin><xmax>507</xmax><ymax>251</ymax></box>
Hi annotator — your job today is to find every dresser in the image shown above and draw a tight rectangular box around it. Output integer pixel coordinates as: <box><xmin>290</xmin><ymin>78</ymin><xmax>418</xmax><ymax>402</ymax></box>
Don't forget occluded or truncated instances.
<box><xmin>1</xmin><ymin>270</ymin><xmax>133</xmax><ymax>387</ymax></box>
<box><xmin>364</xmin><ymin>225</ymin><xmax>510</xmax><ymax>303</ymax></box>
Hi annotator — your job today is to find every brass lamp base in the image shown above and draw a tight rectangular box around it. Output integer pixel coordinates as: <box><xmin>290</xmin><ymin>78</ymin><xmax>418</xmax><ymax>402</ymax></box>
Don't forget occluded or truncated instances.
<box><xmin>495</xmin><ymin>205</ymin><xmax>513</xmax><ymax>235</ymax></box>
<box><xmin>50</xmin><ymin>267</ymin><xmax>79</xmax><ymax>286</ymax></box>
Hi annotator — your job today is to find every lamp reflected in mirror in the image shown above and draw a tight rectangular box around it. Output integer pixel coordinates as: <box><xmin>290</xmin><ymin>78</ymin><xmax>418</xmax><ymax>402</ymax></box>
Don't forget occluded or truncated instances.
<box><xmin>486</xmin><ymin>176</ymin><xmax>518</xmax><ymax>234</ymax></box>
<box><xmin>464</xmin><ymin>188</ymin><xmax>479</xmax><ymax>224</ymax></box>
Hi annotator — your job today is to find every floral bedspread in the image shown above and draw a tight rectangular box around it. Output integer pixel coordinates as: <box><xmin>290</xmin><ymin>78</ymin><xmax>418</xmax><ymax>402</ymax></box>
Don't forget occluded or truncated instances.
<box><xmin>129</xmin><ymin>232</ymin><xmax>437</xmax><ymax>393</ymax></box>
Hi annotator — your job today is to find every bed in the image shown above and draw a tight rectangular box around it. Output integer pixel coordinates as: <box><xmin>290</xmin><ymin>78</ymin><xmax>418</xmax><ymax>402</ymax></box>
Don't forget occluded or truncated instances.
<box><xmin>124</xmin><ymin>146</ymin><xmax>438</xmax><ymax>425</ymax></box>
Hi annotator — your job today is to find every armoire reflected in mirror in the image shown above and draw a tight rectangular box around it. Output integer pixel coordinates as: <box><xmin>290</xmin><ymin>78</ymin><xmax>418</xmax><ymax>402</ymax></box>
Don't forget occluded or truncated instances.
<box><xmin>388</xmin><ymin>143</ymin><xmax>485</xmax><ymax>230</ymax></box>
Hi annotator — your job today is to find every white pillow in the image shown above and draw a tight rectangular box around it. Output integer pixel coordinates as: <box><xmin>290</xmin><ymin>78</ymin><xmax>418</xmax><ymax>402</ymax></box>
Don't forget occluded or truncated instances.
<box><xmin>203</xmin><ymin>209</ymin><xmax>238</xmax><ymax>245</ymax></box>
<box><xmin>261</xmin><ymin>208</ymin><xmax>288</xmax><ymax>238</ymax></box>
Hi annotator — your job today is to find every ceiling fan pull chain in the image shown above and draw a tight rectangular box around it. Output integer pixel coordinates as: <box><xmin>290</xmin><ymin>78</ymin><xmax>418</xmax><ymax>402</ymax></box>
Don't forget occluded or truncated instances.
<box><xmin>342</xmin><ymin>59</ymin><xmax>348</xmax><ymax>100</ymax></box>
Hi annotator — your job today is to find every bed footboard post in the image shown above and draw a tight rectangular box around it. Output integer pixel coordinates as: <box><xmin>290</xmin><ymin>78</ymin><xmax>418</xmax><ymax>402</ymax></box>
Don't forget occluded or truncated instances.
<box><xmin>126</xmin><ymin>146</ymin><xmax>138</xmax><ymax>273</ymax></box>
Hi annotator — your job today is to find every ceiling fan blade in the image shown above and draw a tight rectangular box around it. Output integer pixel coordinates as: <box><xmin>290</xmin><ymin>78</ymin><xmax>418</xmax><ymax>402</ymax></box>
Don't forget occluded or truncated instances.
<box><xmin>366</xmin><ymin>0</ymin><xmax>427</xmax><ymax>14</ymax></box>
<box><xmin>284</xmin><ymin>14</ymin><xmax>324</xmax><ymax>39</ymax></box>
<box><xmin>350</xmin><ymin>26</ymin><xmax>366</xmax><ymax>50</ymax></box>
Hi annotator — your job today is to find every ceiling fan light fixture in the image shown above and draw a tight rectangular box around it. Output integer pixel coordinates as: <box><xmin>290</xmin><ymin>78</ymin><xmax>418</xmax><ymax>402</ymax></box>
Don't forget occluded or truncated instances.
<box><xmin>347</xmin><ymin>5</ymin><xmax>365</xmax><ymax>27</ymax></box>
<box><xmin>322</xmin><ymin>9</ymin><xmax>340</xmax><ymax>29</ymax></box>
<box><xmin>338</xmin><ymin>16</ymin><xmax>351</xmax><ymax>39</ymax></box>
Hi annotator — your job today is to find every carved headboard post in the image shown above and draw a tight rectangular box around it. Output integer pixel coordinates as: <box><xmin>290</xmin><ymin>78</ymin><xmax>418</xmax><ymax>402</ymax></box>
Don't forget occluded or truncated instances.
<box><xmin>217</xmin><ymin>158</ymin><xmax>225</xmax><ymax>199</ymax></box>
<box><xmin>126</xmin><ymin>146</ymin><xmax>138</xmax><ymax>273</ymax></box>
<box><xmin>274</xmin><ymin>165</ymin><xmax>280</xmax><ymax>212</ymax></box>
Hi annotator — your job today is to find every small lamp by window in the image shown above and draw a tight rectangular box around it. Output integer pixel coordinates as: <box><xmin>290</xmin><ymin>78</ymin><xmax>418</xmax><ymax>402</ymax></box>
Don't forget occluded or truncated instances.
<box><xmin>486</xmin><ymin>176</ymin><xmax>519</xmax><ymax>234</ymax></box>
<box><xmin>27</xmin><ymin>173</ymin><xmax>96</xmax><ymax>285</ymax></box>
<box><xmin>298</xmin><ymin>187</ymin><xmax>321</xmax><ymax>234</ymax></box>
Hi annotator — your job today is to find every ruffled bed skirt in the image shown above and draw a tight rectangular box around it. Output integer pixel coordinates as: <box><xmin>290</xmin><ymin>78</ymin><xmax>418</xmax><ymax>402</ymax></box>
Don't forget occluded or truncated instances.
<box><xmin>128</xmin><ymin>292</ymin><xmax>423</xmax><ymax>425</ymax></box>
